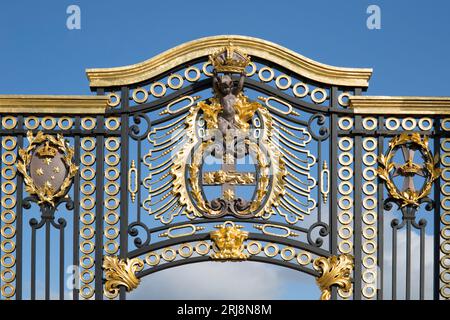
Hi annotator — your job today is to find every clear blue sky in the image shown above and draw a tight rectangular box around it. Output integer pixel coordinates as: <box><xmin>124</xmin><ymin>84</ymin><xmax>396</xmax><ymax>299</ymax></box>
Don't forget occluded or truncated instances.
<box><xmin>1</xmin><ymin>0</ymin><xmax>449</xmax><ymax>300</ymax></box>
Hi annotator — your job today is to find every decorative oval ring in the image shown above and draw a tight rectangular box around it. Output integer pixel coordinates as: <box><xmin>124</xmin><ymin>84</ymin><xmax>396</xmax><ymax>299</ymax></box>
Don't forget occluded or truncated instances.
<box><xmin>418</xmin><ymin>118</ymin><xmax>433</xmax><ymax>131</ymax></box>
<box><xmin>338</xmin><ymin>117</ymin><xmax>354</xmax><ymax>130</ymax></box>
<box><xmin>80</xmin><ymin>167</ymin><xmax>95</xmax><ymax>181</ymax></box>
<box><xmin>362</xmin><ymin>211</ymin><xmax>377</xmax><ymax>225</ymax></box>
<box><xmin>195</xmin><ymin>241</ymin><xmax>210</xmax><ymax>255</ymax></box>
<box><xmin>178</xmin><ymin>243</ymin><xmax>193</xmax><ymax>258</ymax></box>
<box><xmin>339</xmin><ymin>152</ymin><xmax>353</xmax><ymax>166</ymax></box>
<box><xmin>363</xmin><ymin>137</ymin><xmax>377</xmax><ymax>151</ymax></box>
<box><xmin>264</xmin><ymin>243</ymin><xmax>279</xmax><ymax>257</ymax></box>
<box><xmin>105</xmin><ymin>211</ymin><xmax>120</xmax><ymax>225</ymax></box>
<box><xmin>363</xmin><ymin>152</ymin><xmax>377</xmax><ymax>166</ymax></box>
<box><xmin>105</xmin><ymin>153</ymin><xmax>120</xmax><ymax>166</ymax></box>
<box><xmin>167</xmin><ymin>74</ymin><xmax>184</xmax><ymax>89</ymax></box>
<box><xmin>1</xmin><ymin>239</ymin><xmax>15</xmax><ymax>254</ymax></box>
<box><xmin>338</xmin><ymin>211</ymin><xmax>353</xmax><ymax>225</ymax></box>
<box><xmin>338</xmin><ymin>240</ymin><xmax>352</xmax><ymax>254</ymax></box>
<box><xmin>1</xmin><ymin>269</ymin><xmax>15</xmax><ymax>284</ymax></box>
<box><xmin>362</xmin><ymin>255</ymin><xmax>377</xmax><ymax>269</ymax></box>
<box><xmin>2</xmin><ymin>151</ymin><xmax>16</xmax><ymax>166</ymax></box>
<box><xmin>385</xmin><ymin>118</ymin><xmax>400</xmax><ymax>131</ymax></box>
<box><xmin>80</xmin><ymin>240</ymin><xmax>95</xmax><ymax>254</ymax></box>
<box><xmin>58</xmin><ymin>117</ymin><xmax>74</xmax><ymax>130</ymax></box>
<box><xmin>105</xmin><ymin>197</ymin><xmax>120</xmax><ymax>210</ymax></box>
<box><xmin>80</xmin><ymin>196</ymin><xmax>95</xmax><ymax>210</ymax></box>
<box><xmin>338</xmin><ymin>169</ymin><xmax>353</xmax><ymax>184</ymax></box>
<box><xmin>292</xmin><ymin>82</ymin><xmax>309</xmax><ymax>98</ymax></box>
<box><xmin>104</xmin><ymin>240</ymin><xmax>119</xmax><ymax>254</ymax></box>
<box><xmin>2</xmin><ymin>116</ymin><xmax>17</xmax><ymax>129</ymax></box>
<box><xmin>1</xmin><ymin>196</ymin><xmax>16</xmax><ymax>210</ymax></box>
<box><xmin>362</xmin><ymin>284</ymin><xmax>376</xmax><ymax>298</ymax></box>
<box><xmin>145</xmin><ymin>252</ymin><xmax>160</xmax><ymax>266</ymax></box>
<box><xmin>246</xmin><ymin>241</ymin><xmax>262</xmax><ymax>255</ymax></box>
<box><xmin>162</xmin><ymin>248</ymin><xmax>177</xmax><ymax>262</ymax></box>
<box><xmin>81</xmin><ymin>117</ymin><xmax>96</xmax><ymax>130</ymax></box>
<box><xmin>80</xmin><ymin>225</ymin><xmax>95</xmax><ymax>240</ymax></box>
<box><xmin>81</xmin><ymin>152</ymin><xmax>95</xmax><ymax>166</ymax></box>
<box><xmin>363</xmin><ymin>181</ymin><xmax>377</xmax><ymax>195</ymax></box>
<box><xmin>81</xmin><ymin>137</ymin><xmax>96</xmax><ymax>151</ymax></box>
<box><xmin>80</xmin><ymin>211</ymin><xmax>95</xmax><ymax>225</ymax></box>
<box><xmin>107</xmin><ymin>93</ymin><xmax>121</xmax><ymax>107</ymax></box>
<box><xmin>80</xmin><ymin>270</ymin><xmax>94</xmax><ymax>284</ymax></box>
<box><xmin>24</xmin><ymin>116</ymin><xmax>40</xmax><ymax>130</ymax></box>
<box><xmin>81</xmin><ymin>181</ymin><xmax>95</xmax><ymax>196</ymax></box>
<box><xmin>0</xmin><ymin>225</ymin><xmax>15</xmax><ymax>239</ymax></box>
<box><xmin>105</xmin><ymin>181</ymin><xmax>120</xmax><ymax>196</ymax></box>
<box><xmin>104</xmin><ymin>226</ymin><xmax>119</xmax><ymax>240</ymax></box>
<box><xmin>105</xmin><ymin>167</ymin><xmax>120</xmax><ymax>181</ymax></box>
<box><xmin>363</xmin><ymin>241</ymin><xmax>377</xmax><ymax>254</ymax></box>
<box><xmin>281</xmin><ymin>247</ymin><xmax>296</xmax><ymax>261</ymax></box>
<box><xmin>105</xmin><ymin>137</ymin><xmax>120</xmax><ymax>151</ymax></box>
<box><xmin>80</xmin><ymin>255</ymin><xmax>94</xmax><ymax>269</ymax></box>
<box><xmin>1</xmin><ymin>210</ymin><xmax>16</xmax><ymax>224</ymax></box>
<box><xmin>245</xmin><ymin>62</ymin><xmax>257</xmax><ymax>77</ymax></box>
<box><xmin>362</xmin><ymin>117</ymin><xmax>378</xmax><ymax>130</ymax></box>
<box><xmin>2</xmin><ymin>137</ymin><xmax>17</xmax><ymax>151</ymax></box>
<box><xmin>185</xmin><ymin>66</ymin><xmax>201</xmax><ymax>82</ymax></box>
<box><xmin>402</xmin><ymin>118</ymin><xmax>417</xmax><ymax>131</ymax></box>
<box><xmin>311</xmin><ymin>88</ymin><xmax>327</xmax><ymax>104</ymax></box>
<box><xmin>41</xmin><ymin>117</ymin><xmax>57</xmax><ymax>130</ymax></box>
<box><xmin>363</xmin><ymin>226</ymin><xmax>377</xmax><ymax>240</ymax></box>
<box><xmin>338</xmin><ymin>137</ymin><xmax>353</xmax><ymax>151</ymax></box>
<box><xmin>132</xmin><ymin>88</ymin><xmax>149</xmax><ymax>104</ymax></box>
<box><xmin>1</xmin><ymin>284</ymin><xmax>15</xmax><ymax>298</ymax></box>
<box><xmin>258</xmin><ymin>67</ymin><xmax>274</xmax><ymax>82</ymax></box>
<box><xmin>1</xmin><ymin>167</ymin><xmax>16</xmax><ymax>180</ymax></box>
<box><xmin>296</xmin><ymin>251</ymin><xmax>312</xmax><ymax>266</ymax></box>
<box><xmin>150</xmin><ymin>82</ymin><xmax>167</xmax><ymax>98</ymax></box>
<box><xmin>363</xmin><ymin>197</ymin><xmax>377</xmax><ymax>210</ymax></box>
<box><xmin>442</xmin><ymin>119</ymin><xmax>450</xmax><ymax>131</ymax></box>
<box><xmin>338</xmin><ymin>92</ymin><xmax>351</xmax><ymax>107</ymax></box>
<box><xmin>105</xmin><ymin>117</ymin><xmax>120</xmax><ymax>130</ymax></box>
<box><xmin>338</xmin><ymin>226</ymin><xmax>353</xmax><ymax>240</ymax></box>
<box><xmin>275</xmin><ymin>75</ymin><xmax>292</xmax><ymax>90</ymax></box>
<box><xmin>363</xmin><ymin>167</ymin><xmax>377</xmax><ymax>181</ymax></box>
<box><xmin>338</xmin><ymin>181</ymin><xmax>353</xmax><ymax>195</ymax></box>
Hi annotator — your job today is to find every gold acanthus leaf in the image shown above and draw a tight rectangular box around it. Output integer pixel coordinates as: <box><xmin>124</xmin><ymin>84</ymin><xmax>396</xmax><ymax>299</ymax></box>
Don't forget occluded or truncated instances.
<box><xmin>313</xmin><ymin>254</ymin><xmax>354</xmax><ymax>300</ymax></box>
<box><xmin>103</xmin><ymin>255</ymin><xmax>144</xmax><ymax>298</ymax></box>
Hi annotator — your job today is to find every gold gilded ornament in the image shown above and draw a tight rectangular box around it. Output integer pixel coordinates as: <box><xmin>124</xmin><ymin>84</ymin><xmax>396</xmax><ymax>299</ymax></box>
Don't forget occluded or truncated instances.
<box><xmin>16</xmin><ymin>131</ymin><xmax>78</xmax><ymax>207</ymax></box>
<box><xmin>313</xmin><ymin>254</ymin><xmax>354</xmax><ymax>300</ymax></box>
<box><xmin>210</xmin><ymin>221</ymin><xmax>249</xmax><ymax>260</ymax></box>
<box><xmin>377</xmin><ymin>133</ymin><xmax>440</xmax><ymax>207</ymax></box>
<box><xmin>103</xmin><ymin>255</ymin><xmax>144</xmax><ymax>297</ymax></box>
<box><xmin>209</xmin><ymin>45</ymin><xmax>251</xmax><ymax>74</ymax></box>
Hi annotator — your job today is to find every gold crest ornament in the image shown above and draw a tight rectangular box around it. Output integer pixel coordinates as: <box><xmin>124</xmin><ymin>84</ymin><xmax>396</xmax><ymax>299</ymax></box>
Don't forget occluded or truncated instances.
<box><xmin>210</xmin><ymin>221</ymin><xmax>249</xmax><ymax>260</ymax></box>
<box><xmin>16</xmin><ymin>131</ymin><xmax>78</xmax><ymax>207</ymax></box>
<box><xmin>377</xmin><ymin>133</ymin><xmax>441</xmax><ymax>207</ymax></box>
<box><xmin>209</xmin><ymin>45</ymin><xmax>251</xmax><ymax>74</ymax></box>
<box><xmin>313</xmin><ymin>254</ymin><xmax>354</xmax><ymax>300</ymax></box>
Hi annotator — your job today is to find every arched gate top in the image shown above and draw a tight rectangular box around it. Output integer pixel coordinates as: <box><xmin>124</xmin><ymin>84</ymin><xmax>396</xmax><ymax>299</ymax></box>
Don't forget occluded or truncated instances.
<box><xmin>86</xmin><ymin>35</ymin><xmax>373</xmax><ymax>88</ymax></box>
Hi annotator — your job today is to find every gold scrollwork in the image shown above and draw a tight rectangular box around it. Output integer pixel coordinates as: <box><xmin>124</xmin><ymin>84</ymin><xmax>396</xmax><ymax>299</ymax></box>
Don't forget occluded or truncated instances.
<box><xmin>103</xmin><ymin>255</ymin><xmax>144</xmax><ymax>298</ymax></box>
<box><xmin>313</xmin><ymin>254</ymin><xmax>354</xmax><ymax>300</ymax></box>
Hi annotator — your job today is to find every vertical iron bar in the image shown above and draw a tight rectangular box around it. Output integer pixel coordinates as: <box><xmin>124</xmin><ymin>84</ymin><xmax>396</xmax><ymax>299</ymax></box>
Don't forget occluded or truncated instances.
<box><xmin>377</xmin><ymin>115</ymin><xmax>384</xmax><ymax>300</ymax></box>
<box><xmin>392</xmin><ymin>226</ymin><xmax>397</xmax><ymax>300</ymax></box>
<box><xmin>433</xmin><ymin>117</ymin><xmax>441</xmax><ymax>300</ymax></box>
<box><xmin>330</xmin><ymin>86</ymin><xmax>338</xmax><ymax>300</ymax></box>
<box><xmin>30</xmin><ymin>226</ymin><xmax>36</xmax><ymax>300</ymax></box>
<box><xmin>95</xmin><ymin>88</ymin><xmax>105</xmax><ymax>300</ymax></box>
<box><xmin>353</xmin><ymin>113</ymin><xmax>363</xmax><ymax>300</ymax></box>
<box><xmin>45</xmin><ymin>221</ymin><xmax>50</xmax><ymax>300</ymax></box>
<box><xmin>73</xmin><ymin>116</ymin><xmax>81</xmax><ymax>300</ymax></box>
<box><xmin>16</xmin><ymin>115</ymin><xmax>24</xmax><ymax>299</ymax></box>
<box><xmin>59</xmin><ymin>224</ymin><xmax>65</xmax><ymax>300</ymax></box>
<box><xmin>119</xmin><ymin>86</ymin><xmax>130</xmax><ymax>300</ymax></box>
<box><xmin>406</xmin><ymin>220</ymin><xmax>411</xmax><ymax>300</ymax></box>
<box><xmin>420</xmin><ymin>224</ymin><xmax>425</xmax><ymax>300</ymax></box>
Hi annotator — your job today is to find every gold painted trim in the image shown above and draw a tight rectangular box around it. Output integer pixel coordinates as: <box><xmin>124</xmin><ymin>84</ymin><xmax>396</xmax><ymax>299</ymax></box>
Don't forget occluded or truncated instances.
<box><xmin>86</xmin><ymin>35</ymin><xmax>372</xmax><ymax>87</ymax></box>
<box><xmin>350</xmin><ymin>96</ymin><xmax>450</xmax><ymax>115</ymax></box>
<box><xmin>0</xmin><ymin>95</ymin><xmax>109</xmax><ymax>114</ymax></box>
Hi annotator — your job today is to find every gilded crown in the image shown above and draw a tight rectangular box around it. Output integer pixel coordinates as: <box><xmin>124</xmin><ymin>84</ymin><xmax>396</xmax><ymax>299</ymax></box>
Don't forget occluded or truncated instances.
<box><xmin>209</xmin><ymin>45</ymin><xmax>251</xmax><ymax>74</ymax></box>
<box><xmin>36</xmin><ymin>141</ymin><xmax>57</xmax><ymax>158</ymax></box>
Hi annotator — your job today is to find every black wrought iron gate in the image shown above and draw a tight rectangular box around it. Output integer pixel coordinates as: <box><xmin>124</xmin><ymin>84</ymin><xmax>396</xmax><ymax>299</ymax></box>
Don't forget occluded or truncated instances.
<box><xmin>0</xmin><ymin>35</ymin><xmax>449</xmax><ymax>300</ymax></box>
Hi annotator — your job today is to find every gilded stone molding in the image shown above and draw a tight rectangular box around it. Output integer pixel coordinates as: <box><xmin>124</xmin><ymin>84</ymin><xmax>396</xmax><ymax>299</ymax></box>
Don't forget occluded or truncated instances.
<box><xmin>0</xmin><ymin>95</ymin><xmax>109</xmax><ymax>114</ymax></box>
<box><xmin>210</xmin><ymin>221</ymin><xmax>249</xmax><ymax>260</ymax></box>
<box><xmin>103</xmin><ymin>255</ymin><xmax>144</xmax><ymax>298</ymax></box>
<box><xmin>350</xmin><ymin>96</ymin><xmax>450</xmax><ymax>115</ymax></box>
<box><xmin>86</xmin><ymin>35</ymin><xmax>372</xmax><ymax>87</ymax></box>
<box><xmin>313</xmin><ymin>254</ymin><xmax>354</xmax><ymax>300</ymax></box>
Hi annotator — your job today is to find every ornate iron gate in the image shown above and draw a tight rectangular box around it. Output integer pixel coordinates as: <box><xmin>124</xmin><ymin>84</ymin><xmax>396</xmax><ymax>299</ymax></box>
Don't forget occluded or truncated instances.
<box><xmin>0</xmin><ymin>35</ymin><xmax>449</xmax><ymax>300</ymax></box>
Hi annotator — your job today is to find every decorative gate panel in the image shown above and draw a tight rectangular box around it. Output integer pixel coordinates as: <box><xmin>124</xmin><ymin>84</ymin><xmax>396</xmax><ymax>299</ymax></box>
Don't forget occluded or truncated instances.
<box><xmin>0</xmin><ymin>35</ymin><xmax>448</xmax><ymax>300</ymax></box>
